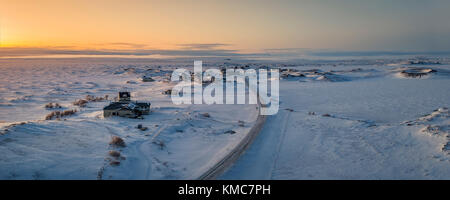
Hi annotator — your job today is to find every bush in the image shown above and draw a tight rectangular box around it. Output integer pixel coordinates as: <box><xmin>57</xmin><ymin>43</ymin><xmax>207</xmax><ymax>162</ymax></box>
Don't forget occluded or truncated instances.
<box><xmin>45</xmin><ymin>103</ymin><xmax>53</xmax><ymax>109</ymax></box>
<box><xmin>45</xmin><ymin>109</ymin><xmax>77</xmax><ymax>120</ymax></box>
<box><xmin>73</xmin><ymin>95</ymin><xmax>108</xmax><ymax>107</ymax></box>
<box><xmin>109</xmin><ymin>136</ymin><xmax>126</xmax><ymax>147</ymax></box>
<box><xmin>45</xmin><ymin>102</ymin><xmax>62</xmax><ymax>109</ymax></box>
<box><xmin>73</xmin><ymin>99</ymin><xmax>88</xmax><ymax>107</ymax></box>
<box><xmin>108</xmin><ymin>150</ymin><xmax>121</xmax><ymax>157</ymax></box>
<box><xmin>61</xmin><ymin>109</ymin><xmax>76</xmax><ymax>116</ymax></box>
<box><xmin>109</xmin><ymin>160</ymin><xmax>120</xmax><ymax>166</ymax></box>
<box><xmin>162</xmin><ymin>89</ymin><xmax>172</xmax><ymax>95</ymax></box>
<box><xmin>85</xmin><ymin>95</ymin><xmax>108</xmax><ymax>102</ymax></box>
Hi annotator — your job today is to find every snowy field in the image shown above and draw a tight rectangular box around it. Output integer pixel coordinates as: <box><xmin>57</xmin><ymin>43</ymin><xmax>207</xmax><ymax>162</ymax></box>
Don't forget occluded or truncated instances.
<box><xmin>0</xmin><ymin>58</ymin><xmax>258</xmax><ymax>180</ymax></box>
<box><xmin>1</xmin><ymin>56</ymin><xmax>449</xmax><ymax>179</ymax></box>
<box><xmin>222</xmin><ymin>57</ymin><xmax>450</xmax><ymax>179</ymax></box>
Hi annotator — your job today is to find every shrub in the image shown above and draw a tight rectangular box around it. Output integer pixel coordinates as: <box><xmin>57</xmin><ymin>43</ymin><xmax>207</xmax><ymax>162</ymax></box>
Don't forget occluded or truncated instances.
<box><xmin>162</xmin><ymin>89</ymin><xmax>172</xmax><ymax>95</ymax></box>
<box><xmin>45</xmin><ymin>113</ymin><xmax>54</xmax><ymax>120</ymax></box>
<box><xmin>45</xmin><ymin>102</ymin><xmax>62</xmax><ymax>109</ymax></box>
<box><xmin>85</xmin><ymin>95</ymin><xmax>108</xmax><ymax>102</ymax></box>
<box><xmin>109</xmin><ymin>160</ymin><xmax>120</xmax><ymax>166</ymax></box>
<box><xmin>45</xmin><ymin>109</ymin><xmax>77</xmax><ymax>120</ymax></box>
<box><xmin>73</xmin><ymin>95</ymin><xmax>108</xmax><ymax>107</ymax></box>
<box><xmin>45</xmin><ymin>103</ymin><xmax>53</xmax><ymax>109</ymax></box>
<box><xmin>108</xmin><ymin>150</ymin><xmax>121</xmax><ymax>158</ymax></box>
<box><xmin>61</xmin><ymin>109</ymin><xmax>76</xmax><ymax>116</ymax></box>
<box><xmin>73</xmin><ymin>99</ymin><xmax>88</xmax><ymax>107</ymax></box>
<box><xmin>109</xmin><ymin>136</ymin><xmax>126</xmax><ymax>147</ymax></box>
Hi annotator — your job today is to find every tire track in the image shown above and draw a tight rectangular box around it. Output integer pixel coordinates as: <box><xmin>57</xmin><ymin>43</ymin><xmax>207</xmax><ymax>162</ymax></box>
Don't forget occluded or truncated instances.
<box><xmin>269</xmin><ymin>110</ymin><xmax>291</xmax><ymax>179</ymax></box>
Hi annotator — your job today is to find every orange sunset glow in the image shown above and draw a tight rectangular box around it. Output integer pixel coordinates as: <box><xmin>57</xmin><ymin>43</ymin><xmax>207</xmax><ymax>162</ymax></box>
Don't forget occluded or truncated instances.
<box><xmin>1</xmin><ymin>0</ymin><xmax>450</xmax><ymax>57</ymax></box>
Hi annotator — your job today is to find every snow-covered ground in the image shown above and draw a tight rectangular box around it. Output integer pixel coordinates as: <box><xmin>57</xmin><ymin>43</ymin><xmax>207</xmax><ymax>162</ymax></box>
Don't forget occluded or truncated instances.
<box><xmin>0</xmin><ymin>58</ymin><xmax>258</xmax><ymax>179</ymax></box>
<box><xmin>222</xmin><ymin>59</ymin><xmax>450</xmax><ymax>179</ymax></box>
<box><xmin>1</xmin><ymin>56</ymin><xmax>449</xmax><ymax>179</ymax></box>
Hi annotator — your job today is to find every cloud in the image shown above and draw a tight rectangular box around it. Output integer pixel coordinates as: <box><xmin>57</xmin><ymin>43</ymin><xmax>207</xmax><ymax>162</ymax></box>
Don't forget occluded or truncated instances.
<box><xmin>305</xmin><ymin>51</ymin><xmax>450</xmax><ymax>57</ymax></box>
<box><xmin>0</xmin><ymin>47</ymin><xmax>148</xmax><ymax>57</ymax></box>
<box><xmin>177</xmin><ymin>43</ymin><xmax>231</xmax><ymax>50</ymax></box>
<box><xmin>0</xmin><ymin>46</ymin><xmax>267</xmax><ymax>58</ymax></box>
<box><xmin>263</xmin><ymin>48</ymin><xmax>311</xmax><ymax>56</ymax></box>
<box><xmin>263</xmin><ymin>48</ymin><xmax>450</xmax><ymax>57</ymax></box>
<box><xmin>2</xmin><ymin>46</ymin><xmax>448</xmax><ymax>59</ymax></box>
<box><xmin>99</xmin><ymin>42</ymin><xmax>150</xmax><ymax>49</ymax></box>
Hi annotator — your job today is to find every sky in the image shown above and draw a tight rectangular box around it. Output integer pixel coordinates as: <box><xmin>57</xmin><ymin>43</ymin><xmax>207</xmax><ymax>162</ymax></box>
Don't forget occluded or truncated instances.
<box><xmin>0</xmin><ymin>0</ymin><xmax>450</xmax><ymax>57</ymax></box>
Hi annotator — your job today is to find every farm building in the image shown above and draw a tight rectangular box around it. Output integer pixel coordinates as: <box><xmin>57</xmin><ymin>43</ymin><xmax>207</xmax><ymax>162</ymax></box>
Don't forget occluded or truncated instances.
<box><xmin>103</xmin><ymin>91</ymin><xmax>151</xmax><ymax>118</ymax></box>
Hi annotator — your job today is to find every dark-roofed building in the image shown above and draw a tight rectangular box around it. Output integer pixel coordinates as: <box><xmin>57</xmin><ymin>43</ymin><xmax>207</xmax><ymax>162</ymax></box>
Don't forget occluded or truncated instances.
<box><xmin>103</xmin><ymin>92</ymin><xmax>151</xmax><ymax>118</ymax></box>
